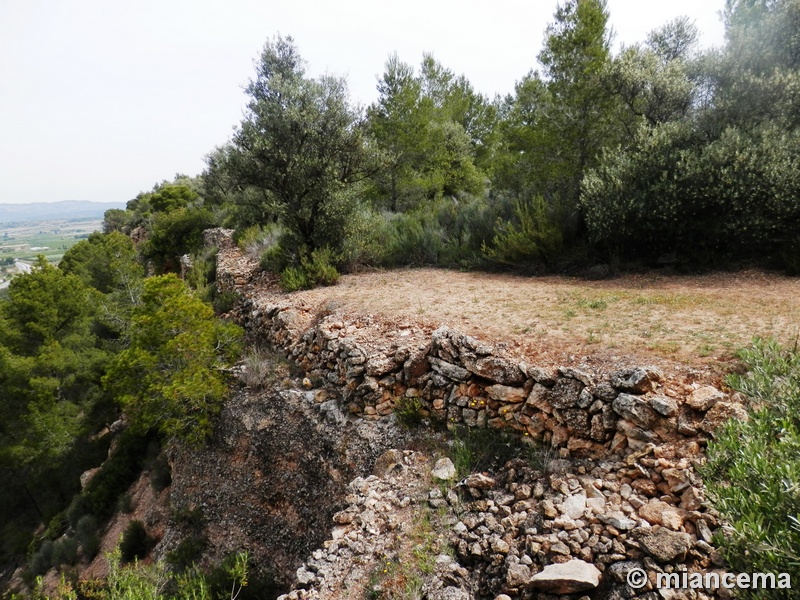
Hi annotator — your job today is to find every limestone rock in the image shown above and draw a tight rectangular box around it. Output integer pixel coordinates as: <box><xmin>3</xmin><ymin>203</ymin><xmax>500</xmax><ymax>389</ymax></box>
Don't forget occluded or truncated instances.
<box><xmin>700</xmin><ymin>401</ymin><xmax>748</xmax><ymax>433</ymax></box>
<box><xmin>429</xmin><ymin>357</ymin><xmax>470</xmax><ymax>382</ymax></box>
<box><xmin>528</xmin><ymin>560</ymin><xmax>602</xmax><ymax>594</ymax></box>
<box><xmin>431</xmin><ymin>457</ymin><xmax>457</xmax><ymax>481</ymax></box>
<box><xmin>613</xmin><ymin>393</ymin><xmax>658</xmax><ymax>428</ymax></box>
<box><xmin>635</xmin><ymin>528</ymin><xmax>692</xmax><ymax>562</ymax></box>
<box><xmin>404</xmin><ymin>351</ymin><xmax>430</xmax><ymax>385</ymax></box>
<box><xmin>611</xmin><ymin>367</ymin><xmax>655</xmax><ymax>394</ymax></box>
<box><xmin>650</xmin><ymin>395</ymin><xmax>678</xmax><ymax>417</ymax></box>
<box><xmin>486</xmin><ymin>384</ymin><xmax>527</xmax><ymax>403</ymax></box>
<box><xmin>468</xmin><ymin>357</ymin><xmax>525</xmax><ymax>385</ymax></box>
<box><xmin>687</xmin><ymin>386</ymin><xmax>725</xmax><ymax>411</ymax></box>
<box><xmin>598</xmin><ymin>511</ymin><xmax>637</xmax><ymax>531</ymax></box>
<box><xmin>463</xmin><ymin>473</ymin><xmax>496</xmax><ymax>490</ymax></box>
<box><xmin>638</xmin><ymin>499</ymin><xmax>684</xmax><ymax>531</ymax></box>
<box><xmin>549</xmin><ymin>377</ymin><xmax>584</xmax><ymax>409</ymax></box>
<box><xmin>559</xmin><ymin>493</ymin><xmax>587</xmax><ymax>519</ymax></box>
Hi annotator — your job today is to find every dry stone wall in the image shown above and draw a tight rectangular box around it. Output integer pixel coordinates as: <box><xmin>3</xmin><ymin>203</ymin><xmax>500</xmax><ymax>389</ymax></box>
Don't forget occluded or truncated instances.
<box><xmin>214</xmin><ymin>236</ymin><xmax>745</xmax><ymax>462</ymax></box>
<box><xmin>209</xmin><ymin>230</ymin><xmax>747</xmax><ymax>599</ymax></box>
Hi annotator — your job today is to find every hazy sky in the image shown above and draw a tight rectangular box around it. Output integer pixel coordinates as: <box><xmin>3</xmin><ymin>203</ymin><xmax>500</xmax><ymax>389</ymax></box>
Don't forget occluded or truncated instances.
<box><xmin>0</xmin><ymin>1</ymin><xmax>726</xmax><ymax>205</ymax></box>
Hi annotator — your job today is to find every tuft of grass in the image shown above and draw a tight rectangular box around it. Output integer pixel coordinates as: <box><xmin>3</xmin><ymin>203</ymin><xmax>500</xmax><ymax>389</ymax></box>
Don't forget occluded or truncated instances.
<box><xmin>395</xmin><ymin>397</ymin><xmax>428</xmax><ymax>428</ymax></box>
<box><xmin>239</xmin><ymin>347</ymin><xmax>283</xmax><ymax>389</ymax></box>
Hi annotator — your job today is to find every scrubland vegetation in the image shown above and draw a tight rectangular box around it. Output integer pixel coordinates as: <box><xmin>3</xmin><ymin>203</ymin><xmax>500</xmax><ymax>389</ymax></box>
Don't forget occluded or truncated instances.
<box><xmin>2</xmin><ymin>0</ymin><xmax>800</xmax><ymax>596</ymax></box>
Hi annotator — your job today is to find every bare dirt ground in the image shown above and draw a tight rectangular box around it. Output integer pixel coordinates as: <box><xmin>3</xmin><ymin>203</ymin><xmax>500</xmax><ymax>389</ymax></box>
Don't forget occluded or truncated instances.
<box><xmin>282</xmin><ymin>267</ymin><xmax>800</xmax><ymax>383</ymax></box>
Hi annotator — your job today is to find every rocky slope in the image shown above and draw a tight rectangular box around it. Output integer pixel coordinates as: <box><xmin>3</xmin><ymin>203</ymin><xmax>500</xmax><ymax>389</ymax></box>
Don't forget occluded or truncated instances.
<box><xmin>201</xmin><ymin>229</ymin><xmax>746</xmax><ymax>599</ymax></box>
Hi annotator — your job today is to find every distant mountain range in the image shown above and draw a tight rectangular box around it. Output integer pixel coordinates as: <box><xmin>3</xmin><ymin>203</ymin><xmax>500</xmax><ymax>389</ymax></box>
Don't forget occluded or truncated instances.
<box><xmin>0</xmin><ymin>201</ymin><xmax>127</xmax><ymax>224</ymax></box>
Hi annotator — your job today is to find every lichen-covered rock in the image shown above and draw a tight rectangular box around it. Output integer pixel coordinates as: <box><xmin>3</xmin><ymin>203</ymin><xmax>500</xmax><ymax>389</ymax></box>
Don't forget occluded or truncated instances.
<box><xmin>612</xmin><ymin>393</ymin><xmax>658</xmax><ymax>428</ymax></box>
<box><xmin>612</xmin><ymin>367</ymin><xmax>656</xmax><ymax>394</ymax></box>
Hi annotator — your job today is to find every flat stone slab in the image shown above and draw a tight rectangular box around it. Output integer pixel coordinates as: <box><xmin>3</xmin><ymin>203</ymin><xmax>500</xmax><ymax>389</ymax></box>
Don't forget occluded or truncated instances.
<box><xmin>528</xmin><ymin>559</ymin><xmax>602</xmax><ymax>594</ymax></box>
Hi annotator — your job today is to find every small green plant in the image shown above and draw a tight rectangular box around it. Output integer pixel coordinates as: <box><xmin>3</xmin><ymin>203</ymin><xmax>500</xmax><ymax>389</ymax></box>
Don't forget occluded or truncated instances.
<box><xmin>50</xmin><ymin>537</ymin><xmax>79</xmax><ymax>568</ymax></box>
<box><xmin>302</xmin><ymin>248</ymin><xmax>340</xmax><ymax>286</ymax></box>
<box><xmin>449</xmin><ymin>426</ymin><xmax>530</xmax><ymax>478</ymax></box>
<box><xmin>279</xmin><ymin>248</ymin><xmax>341</xmax><ymax>291</ymax></box>
<box><xmin>236</xmin><ymin>223</ymin><xmax>283</xmax><ymax>259</ymax></box>
<box><xmin>75</xmin><ymin>515</ymin><xmax>100</xmax><ymax>559</ymax></box>
<box><xmin>450</xmin><ymin>425</ymin><xmax>555</xmax><ymax>477</ymax></box>
<box><xmin>119</xmin><ymin>520</ymin><xmax>153</xmax><ymax>563</ymax></box>
<box><xmin>483</xmin><ymin>195</ymin><xmax>564</xmax><ymax>270</ymax></box>
<box><xmin>394</xmin><ymin>397</ymin><xmax>428</xmax><ymax>428</ymax></box>
<box><xmin>259</xmin><ymin>244</ymin><xmax>287</xmax><ymax>273</ymax></box>
<box><xmin>148</xmin><ymin>454</ymin><xmax>172</xmax><ymax>492</ymax></box>
<box><xmin>279</xmin><ymin>266</ymin><xmax>310</xmax><ymax>291</ymax></box>
<box><xmin>171</xmin><ymin>506</ymin><xmax>206</xmax><ymax>532</ymax></box>
<box><xmin>116</xmin><ymin>493</ymin><xmax>133</xmax><ymax>514</ymax></box>
<box><xmin>167</xmin><ymin>535</ymin><xmax>208</xmax><ymax>571</ymax></box>
<box><xmin>239</xmin><ymin>347</ymin><xmax>280</xmax><ymax>389</ymax></box>
<box><xmin>29</xmin><ymin>540</ymin><xmax>54</xmax><ymax>576</ymax></box>
<box><xmin>213</xmin><ymin>289</ymin><xmax>239</xmax><ymax>314</ymax></box>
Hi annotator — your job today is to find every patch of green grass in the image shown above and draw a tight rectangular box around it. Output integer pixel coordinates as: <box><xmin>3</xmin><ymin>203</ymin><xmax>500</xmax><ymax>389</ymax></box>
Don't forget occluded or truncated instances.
<box><xmin>395</xmin><ymin>397</ymin><xmax>429</xmax><ymax>428</ymax></box>
<box><xmin>632</xmin><ymin>293</ymin><xmax>706</xmax><ymax>308</ymax></box>
<box><xmin>364</xmin><ymin>507</ymin><xmax>445</xmax><ymax>600</ymax></box>
<box><xmin>648</xmin><ymin>340</ymin><xmax>681</xmax><ymax>355</ymax></box>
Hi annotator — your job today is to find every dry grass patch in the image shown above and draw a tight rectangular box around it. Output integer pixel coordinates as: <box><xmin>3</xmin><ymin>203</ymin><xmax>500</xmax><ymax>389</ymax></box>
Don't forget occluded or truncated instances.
<box><xmin>275</xmin><ymin>268</ymin><xmax>800</xmax><ymax>379</ymax></box>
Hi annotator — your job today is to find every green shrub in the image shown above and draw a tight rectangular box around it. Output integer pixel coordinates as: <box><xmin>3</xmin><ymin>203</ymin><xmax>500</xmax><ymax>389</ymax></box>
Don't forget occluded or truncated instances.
<box><xmin>235</xmin><ymin>223</ymin><xmax>282</xmax><ymax>259</ymax></box>
<box><xmin>301</xmin><ymin>248</ymin><xmax>340</xmax><ymax>286</ymax></box>
<box><xmin>166</xmin><ymin>535</ymin><xmax>208</xmax><ymax>571</ymax></box>
<box><xmin>338</xmin><ymin>206</ymin><xmax>390</xmax><ymax>270</ymax></box>
<box><xmin>581</xmin><ymin>123</ymin><xmax>800</xmax><ymax>268</ymax></box>
<box><xmin>701</xmin><ymin>339</ymin><xmax>800</xmax><ymax>597</ymax></box>
<box><xmin>148</xmin><ymin>453</ymin><xmax>172</xmax><ymax>492</ymax></box>
<box><xmin>374</xmin><ymin>195</ymin><xmax>506</xmax><ymax>269</ymax></box>
<box><xmin>278</xmin><ymin>248</ymin><xmax>340</xmax><ymax>291</ymax></box>
<box><xmin>67</xmin><ymin>431</ymin><xmax>150</xmax><ymax>528</ymax></box>
<box><xmin>395</xmin><ymin>397</ymin><xmax>428</xmax><ymax>428</ymax></box>
<box><xmin>279</xmin><ymin>266</ymin><xmax>310</xmax><ymax>292</ymax></box>
<box><xmin>44</xmin><ymin>513</ymin><xmax>68</xmax><ymax>541</ymax></box>
<box><xmin>75</xmin><ymin>515</ymin><xmax>100</xmax><ymax>558</ymax></box>
<box><xmin>141</xmin><ymin>207</ymin><xmax>216</xmax><ymax>273</ymax></box>
<box><xmin>382</xmin><ymin>210</ymin><xmax>445</xmax><ymax>266</ymax></box>
<box><xmin>116</xmin><ymin>493</ymin><xmax>133</xmax><ymax>514</ymax></box>
<box><xmin>212</xmin><ymin>289</ymin><xmax>239</xmax><ymax>314</ymax></box>
<box><xmin>449</xmin><ymin>426</ymin><xmax>538</xmax><ymax>479</ymax></box>
<box><xmin>51</xmin><ymin>537</ymin><xmax>79</xmax><ymax>567</ymax></box>
<box><xmin>483</xmin><ymin>195</ymin><xmax>564</xmax><ymax>270</ymax></box>
<box><xmin>259</xmin><ymin>244</ymin><xmax>288</xmax><ymax>273</ymax></box>
<box><xmin>29</xmin><ymin>540</ymin><xmax>54</xmax><ymax>576</ymax></box>
<box><xmin>119</xmin><ymin>520</ymin><xmax>153</xmax><ymax>563</ymax></box>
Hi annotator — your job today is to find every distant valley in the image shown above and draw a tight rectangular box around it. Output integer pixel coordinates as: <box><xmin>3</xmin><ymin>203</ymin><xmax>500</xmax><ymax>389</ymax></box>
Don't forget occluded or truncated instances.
<box><xmin>0</xmin><ymin>200</ymin><xmax>126</xmax><ymax>224</ymax></box>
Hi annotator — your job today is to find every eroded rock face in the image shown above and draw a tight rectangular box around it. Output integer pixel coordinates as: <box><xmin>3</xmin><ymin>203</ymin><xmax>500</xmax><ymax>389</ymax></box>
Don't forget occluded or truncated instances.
<box><xmin>164</xmin><ymin>385</ymin><xmax>411</xmax><ymax>594</ymax></box>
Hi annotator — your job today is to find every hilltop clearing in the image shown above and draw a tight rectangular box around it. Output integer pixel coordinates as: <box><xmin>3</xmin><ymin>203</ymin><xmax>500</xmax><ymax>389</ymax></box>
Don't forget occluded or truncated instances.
<box><xmin>254</xmin><ymin>267</ymin><xmax>800</xmax><ymax>383</ymax></box>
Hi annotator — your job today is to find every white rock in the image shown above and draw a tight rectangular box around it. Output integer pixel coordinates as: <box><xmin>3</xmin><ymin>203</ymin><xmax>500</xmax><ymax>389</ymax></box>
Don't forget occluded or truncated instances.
<box><xmin>559</xmin><ymin>492</ymin><xmax>587</xmax><ymax>519</ymax></box>
<box><xmin>431</xmin><ymin>457</ymin><xmax>457</xmax><ymax>481</ymax></box>
<box><xmin>529</xmin><ymin>560</ymin><xmax>602</xmax><ymax>594</ymax></box>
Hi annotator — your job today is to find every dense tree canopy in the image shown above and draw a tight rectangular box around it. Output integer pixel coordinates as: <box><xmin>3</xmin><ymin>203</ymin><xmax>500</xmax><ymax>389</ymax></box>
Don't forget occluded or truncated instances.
<box><xmin>224</xmin><ymin>35</ymin><xmax>372</xmax><ymax>260</ymax></box>
<box><xmin>103</xmin><ymin>274</ymin><xmax>241</xmax><ymax>445</ymax></box>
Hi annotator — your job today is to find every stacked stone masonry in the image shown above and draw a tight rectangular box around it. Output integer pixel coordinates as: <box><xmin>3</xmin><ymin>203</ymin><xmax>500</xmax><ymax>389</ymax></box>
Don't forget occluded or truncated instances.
<box><xmin>209</xmin><ymin>230</ymin><xmax>748</xmax><ymax>599</ymax></box>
